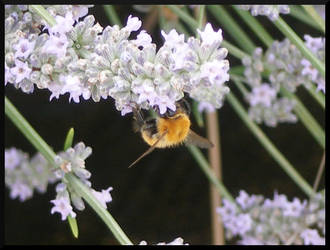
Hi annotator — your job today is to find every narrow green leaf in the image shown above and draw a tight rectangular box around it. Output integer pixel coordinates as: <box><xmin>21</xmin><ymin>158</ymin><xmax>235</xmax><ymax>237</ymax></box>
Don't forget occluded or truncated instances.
<box><xmin>67</xmin><ymin>215</ymin><xmax>79</xmax><ymax>238</ymax></box>
<box><xmin>280</xmin><ymin>87</ymin><xmax>325</xmax><ymax>149</ymax></box>
<box><xmin>29</xmin><ymin>5</ymin><xmax>56</xmax><ymax>27</ymax></box>
<box><xmin>103</xmin><ymin>5</ymin><xmax>122</xmax><ymax>27</ymax></box>
<box><xmin>186</xmin><ymin>146</ymin><xmax>236</xmax><ymax>205</ymax></box>
<box><xmin>226</xmin><ymin>90</ymin><xmax>315</xmax><ymax>197</ymax></box>
<box><xmin>289</xmin><ymin>5</ymin><xmax>321</xmax><ymax>31</ymax></box>
<box><xmin>64</xmin><ymin>128</ymin><xmax>75</xmax><ymax>151</ymax></box>
<box><xmin>302</xmin><ymin>5</ymin><xmax>325</xmax><ymax>33</ymax></box>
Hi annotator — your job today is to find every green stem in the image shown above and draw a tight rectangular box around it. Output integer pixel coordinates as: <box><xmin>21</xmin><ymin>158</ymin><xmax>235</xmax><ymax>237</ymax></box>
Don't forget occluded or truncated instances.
<box><xmin>103</xmin><ymin>5</ymin><xmax>122</xmax><ymax>27</ymax></box>
<box><xmin>29</xmin><ymin>5</ymin><xmax>56</xmax><ymax>27</ymax></box>
<box><xmin>226</xmin><ymin>91</ymin><xmax>315</xmax><ymax>197</ymax></box>
<box><xmin>280</xmin><ymin>88</ymin><xmax>325</xmax><ymax>149</ymax></box>
<box><xmin>187</xmin><ymin>146</ymin><xmax>236</xmax><ymax>205</ymax></box>
<box><xmin>66</xmin><ymin>174</ymin><xmax>133</xmax><ymax>245</ymax></box>
<box><xmin>230</xmin><ymin>75</ymin><xmax>250</xmax><ymax>97</ymax></box>
<box><xmin>303</xmin><ymin>84</ymin><xmax>325</xmax><ymax>110</ymax></box>
<box><xmin>289</xmin><ymin>5</ymin><xmax>321</xmax><ymax>31</ymax></box>
<box><xmin>302</xmin><ymin>5</ymin><xmax>325</xmax><ymax>33</ymax></box>
<box><xmin>273</xmin><ymin>17</ymin><xmax>325</xmax><ymax>78</ymax></box>
<box><xmin>5</xmin><ymin>97</ymin><xmax>133</xmax><ymax>245</ymax></box>
<box><xmin>5</xmin><ymin>97</ymin><xmax>57</xmax><ymax>165</ymax></box>
<box><xmin>232</xmin><ymin>5</ymin><xmax>273</xmax><ymax>47</ymax></box>
<box><xmin>196</xmin><ymin>5</ymin><xmax>206</xmax><ymax>33</ymax></box>
<box><xmin>222</xmin><ymin>40</ymin><xmax>248</xmax><ymax>60</ymax></box>
<box><xmin>207</xmin><ymin>5</ymin><xmax>255</xmax><ymax>53</ymax></box>
<box><xmin>166</xmin><ymin>5</ymin><xmax>198</xmax><ymax>30</ymax></box>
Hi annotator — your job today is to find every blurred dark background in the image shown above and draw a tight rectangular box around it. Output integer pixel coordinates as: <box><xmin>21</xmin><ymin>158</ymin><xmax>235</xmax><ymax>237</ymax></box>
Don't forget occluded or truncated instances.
<box><xmin>4</xmin><ymin>5</ymin><xmax>325</xmax><ymax>245</ymax></box>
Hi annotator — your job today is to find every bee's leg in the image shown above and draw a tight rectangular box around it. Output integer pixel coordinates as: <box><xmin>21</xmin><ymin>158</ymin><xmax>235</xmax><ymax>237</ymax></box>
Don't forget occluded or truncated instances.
<box><xmin>132</xmin><ymin>108</ymin><xmax>145</xmax><ymax>133</ymax></box>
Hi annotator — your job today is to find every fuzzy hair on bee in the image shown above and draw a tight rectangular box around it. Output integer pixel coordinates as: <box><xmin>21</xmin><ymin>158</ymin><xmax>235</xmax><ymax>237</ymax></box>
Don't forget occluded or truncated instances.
<box><xmin>129</xmin><ymin>99</ymin><xmax>213</xmax><ymax>168</ymax></box>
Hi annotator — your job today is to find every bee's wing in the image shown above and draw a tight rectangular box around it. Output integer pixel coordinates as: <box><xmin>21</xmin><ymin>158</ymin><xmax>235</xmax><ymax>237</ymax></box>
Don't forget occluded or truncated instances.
<box><xmin>184</xmin><ymin>130</ymin><xmax>214</xmax><ymax>148</ymax></box>
<box><xmin>128</xmin><ymin>131</ymin><xmax>167</xmax><ymax>168</ymax></box>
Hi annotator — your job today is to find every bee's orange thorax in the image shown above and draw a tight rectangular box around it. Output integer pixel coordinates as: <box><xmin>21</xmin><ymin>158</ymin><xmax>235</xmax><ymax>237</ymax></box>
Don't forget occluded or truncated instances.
<box><xmin>141</xmin><ymin>113</ymin><xmax>191</xmax><ymax>148</ymax></box>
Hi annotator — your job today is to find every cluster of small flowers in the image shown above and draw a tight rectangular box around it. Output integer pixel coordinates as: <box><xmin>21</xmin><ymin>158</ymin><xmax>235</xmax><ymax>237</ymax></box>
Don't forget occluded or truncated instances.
<box><xmin>139</xmin><ymin>237</ymin><xmax>188</xmax><ymax>245</ymax></box>
<box><xmin>5</xmin><ymin>143</ymin><xmax>114</xmax><ymax>221</ymax></box>
<box><xmin>5</xmin><ymin>147</ymin><xmax>58</xmax><ymax>201</ymax></box>
<box><xmin>301</xmin><ymin>35</ymin><xmax>325</xmax><ymax>93</ymax></box>
<box><xmin>5</xmin><ymin>5</ymin><xmax>230</xmax><ymax>116</ymax></box>
<box><xmin>242</xmin><ymin>48</ymin><xmax>297</xmax><ymax>127</ymax></box>
<box><xmin>242</xmin><ymin>35</ymin><xmax>325</xmax><ymax>126</ymax></box>
<box><xmin>237</xmin><ymin>5</ymin><xmax>290</xmax><ymax>21</ymax></box>
<box><xmin>52</xmin><ymin>142</ymin><xmax>113</xmax><ymax>220</ymax></box>
<box><xmin>217</xmin><ymin>190</ymin><xmax>325</xmax><ymax>245</ymax></box>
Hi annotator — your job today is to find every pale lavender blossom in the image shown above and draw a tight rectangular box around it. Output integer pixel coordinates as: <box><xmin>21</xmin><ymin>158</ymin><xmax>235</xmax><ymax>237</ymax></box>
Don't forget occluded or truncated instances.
<box><xmin>236</xmin><ymin>190</ymin><xmax>258</xmax><ymax>210</ymax></box>
<box><xmin>316</xmin><ymin>78</ymin><xmax>325</xmax><ymax>93</ymax></box>
<box><xmin>238</xmin><ymin>5</ymin><xmax>290</xmax><ymax>21</ymax></box>
<box><xmin>200</xmin><ymin>60</ymin><xmax>230</xmax><ymax>86</ymax></box>
<box><xmin>91</xmin><ymin>187</ymin><xmax>113</xmax><ymax>209</ymax></box>
<box><xmin>5</xmin><ymin>148</ymin><xmax>26</xmax><ymax>170</ymax></box>
<box><xmin>198</xmin><ymin>101</ymin><xmax>215</xmax><ymax>113</ymax></box>
<box><xmin>300</xmin><ymin>229</ymin><xmax>325</xmax><ymax>245</ymax></box>
<box><xmin>218</xmin><ymin>191</ymin><xmax>325</xmax><ymax>245</ymax></box>
<box><xmin>50</xmin><ymin>196</ymin><xmax>77</xmax><ymax>220</ymax></box>
<box><xmin>61</xmin><ymin>75</ymin><xmax>90</xmax><ymax>103</ymax></box>
<box><xmin>42</xmin><ymin>33</ymin><xmax>69</xmax><ymax>58</ymax></box>
<box><xmin>301</xmin><ymin>59</ymin><xmax>318</xmax><ymax>82</ymax></box>
<box><xmin>13</xmin><ymin>38</ymin><xmax>36</xmax><ymax>59</ymax></box>
<box><xmin>282</xmin><ymin>197</ymin><xmax>307</xmax><ymax>217</ymax></box>
<box><xmin>10</xmin><ymin>59</ymin><xmax>32</xmax><ymax>84</ymax></box>
<box><xmin>197</xmin><ymin>23</ymin><xmax>223</xmax><ymax>47</ymax></box>
<box><xmin>234</xmin><ymin>214</ymin><xmax>253</xmax><ymax>235</ymax></box>
<box><xmin>304</xmin><ymin>35</ymin><xmax>324</xmax><ymax>54</ymax></box>
<box><xmin>72</xmin><ymin>5</ymin><xmax>92</xmax><ymax>21</ymax></box>
<box><xmin>9</xmin><ymin>181</ymin><xmax>33</xmax><ymax>202</ymax></box>
<box><xmin>161</xmin><ymin>29</ymin><xmax>185</xmax><ymax>48</ymax></box>
<box><xmin>133</xmin><ymin>30</ymin><xmax>152</xmax><ymax>48</ymax></box>
<box><xmin>249</xmin><ymin>84</ymin><xmax>277</xmax><ymax>107</ymax></box>
<box><xmin>151</xmin><ymin>95</ymin><xmax>176</xmax><ymax>115</ymax></box>
<box><xmin>140</xmin><ymin>237</ymin><xmax>188</xmax><ymax>245</ymax></box>
<box><xmin>126</xmin><ymin>15</ymin><xmax>142</xmax><ymax>33</ymax></box>
<box><xmin>5</xmin><ymin>62</ymin><xmax>13</xmax><ymax>85</ymax></box>
<box><xmin>49</xmin><ymin>12</ymin><xmax>74</xmax><ymax>35</ymax></box>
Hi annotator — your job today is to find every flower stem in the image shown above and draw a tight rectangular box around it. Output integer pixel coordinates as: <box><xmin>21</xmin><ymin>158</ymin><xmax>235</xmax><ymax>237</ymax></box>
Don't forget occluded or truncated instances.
<box><xmin>207</xmin><ymin>5</ymin><xmax>255</xmax><ymax>53</ymax></box>
<box><xmin>66</xmin><ymin>174</ymin><xmax>133</xmax><ymax>245</ymax></box>
<box><xmin>103</xmin><ymin>5</ymin><xmax>122</xmax><ymax>27</ymax></box>
<box><xmin>5</xmin><ymin>96</ymin><xmax>133</xmax><ymax>245</ymax></box>
<box><xmin>303</xmin><ymin>84</ymin><xmax>325</xmax><ymax>110</ymax></box>
<box><xmin>187</xmin><ymin>145</ymin><xmax>236</xmax><ymax>205</ymax></box>
<box><xmin>29</xmin><ymin>5</ymin><xmax>56</xmax><ymax>27</ymax></box>
<box><xmin>5</xmin><ymin>96</ymin><xmax>57</xmax><ymax>165</ymax></box>
<box><xmin>313</xmin><ymin>152</ymin><xmax>325</xmax><ymax>192</ymax></box>
<box><xmin>273</xmin><ymin>17</ymin><xmax>325</xmax><ymax>78</ymax></box>
<box><xmin>302</xmin><ymin>5</ymin><xmax>325</xmax><ymax>33</ymax></box>
<box><xmin>232</xmin><ymin>5</ymin><xmax>273</xmax><ymax>47</ymax></box>
<box><xmin>289</xmin><ymin>5</ymin><xmax>321</xmax><ymax>31</ymax></box>
<box><xmin>279</xmin><ymin>87</ymin><xmax>325</xmax><ymax>149</ymax></box>
<box><xmin>225</xmin><ymin>91</ymin><xmax>315</xmax><ymax>197</ymax></box>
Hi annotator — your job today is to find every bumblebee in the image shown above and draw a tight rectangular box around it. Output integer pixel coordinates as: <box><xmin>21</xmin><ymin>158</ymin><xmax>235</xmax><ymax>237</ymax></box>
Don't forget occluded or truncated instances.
<box><xmin>129</xmin><ymin>99</ymin><xmax>214</xmax><ymax>168</ymax></box>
